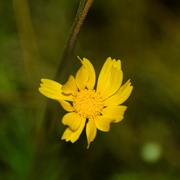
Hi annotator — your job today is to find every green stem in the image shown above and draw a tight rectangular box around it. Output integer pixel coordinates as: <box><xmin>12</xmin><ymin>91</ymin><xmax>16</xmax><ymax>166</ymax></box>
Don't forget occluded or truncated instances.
<box><xmin>55</xmin><ymin>0</ymin><xmax>94</xmax><ymax>80</ymax></box>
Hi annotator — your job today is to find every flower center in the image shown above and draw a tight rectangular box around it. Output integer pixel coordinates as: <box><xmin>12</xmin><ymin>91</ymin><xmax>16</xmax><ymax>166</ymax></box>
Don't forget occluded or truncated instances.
<box><xmin>73</xmin><ymin>89</ymin><xmax>104</xmax><ymax>119</ymax></box>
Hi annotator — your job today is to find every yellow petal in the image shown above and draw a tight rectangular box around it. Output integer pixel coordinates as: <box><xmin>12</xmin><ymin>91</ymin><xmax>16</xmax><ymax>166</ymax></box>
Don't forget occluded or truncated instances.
<box><xmin>59</xmin><ymin>100</ymin><xmax>74</xmax><ymax>112</ymax></box>
<box><xmin>102</xmin><ymin>106</ymin><xmax>127</xmax><ymax>123</ymax></box>
<box><xmin>79</xmin><ymin>57</ymin><xmax>96</xmax><ymax>90</ymax></box>
<box><xmin>75</xmin><ymin>66</ymin><xmax>89</xmax><ymax>90</ymax></box>
<box><xmin>104</xmin><ymin>80</ymin><xmax>133</xmax><ymax>106</ymax></box>
<box><xmin>61</xmin><ymin>128</ymin><xmax>72</xmax><ymax>141</ymax></box>
<box><xmin>62</xmin><ymin>112</ymin><xmax>82</xmax><ymax>131</ymax></box>
<box><xmin>94</xmin><ymin>116</ymin><xmax>112</xmax><ymax>132</ymax></box>
<box><xmin>39</xmin><ymin>78</ymin><xmax>73</xmax><ymax>101</ymax></box>
<box><xmin>112</xmin><ymin>59</ymin><xmax>121</xmax><ymax>70</ymax></box>
<box><xmin>96</xmin><ymin>58</ymin><xmax>123</xmax><ymax>100</ymax></box>
<box><xmin>86</xmin><ymin>119</ymin><xmax>97</xmax><ymax>148</ymax></box>
<box><xmin>61</xmin><ymin>75</ymin><xmax>77</xmax><ymax>94</ymax></box>
<box><xmin>61</xmin><ymin>118</ymin><xmax>86</xmax><ymax>143</ymax></box>
<box><xmin>97</xmin><ymin>57</ymin><xmax>112</xmax><ymax>92</ymax></box>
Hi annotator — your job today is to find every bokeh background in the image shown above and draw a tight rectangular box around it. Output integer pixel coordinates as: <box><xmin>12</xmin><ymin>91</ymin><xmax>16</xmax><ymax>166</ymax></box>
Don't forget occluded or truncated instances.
<box><xmin>1</xmin><ymin>0</ymin><xmax>180</xmax><ymax>179</ymax></box>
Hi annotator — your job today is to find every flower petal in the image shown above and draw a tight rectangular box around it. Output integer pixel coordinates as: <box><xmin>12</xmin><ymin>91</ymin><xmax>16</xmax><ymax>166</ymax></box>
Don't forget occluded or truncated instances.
<box><xmin>94</xmin><ymin>116</ymin><xmax>112</xmax><ymax>132</ymax></box>
<box><xmin>96</xmin><ymin>58</ymin><xmax>123</xmax><ymax>100</ymax></box>
<box><xmin>59</xmin><ymin>100</ymin><xmax>74</xmax><ymax>112</ymax></box>
<box><xmin>75</xmin><ymin>66</ymin><xmax>89</xmax><ymax>90</ymax></box>
<box><xmin>61</xmin><ymin>128</ymin><xmax>72</xmax><ymax>141</ymax></box>
<box><xmin>39</xmin><ymin>78</ymin><xmax>73</xmax><ymax>101</ymax></box>
<box><xmin>102</xmin><ymin>106</ymin><xmax>127</xmax><ymax>123</ymax></box>
<box><xmin>61</xmin><ymin>118</ymin><xmax>86</xmax><ymax>143</ymax></box>
<box><xmin>97</xmin><ymin>57</ymin><xmax>112</xmax><ymax>91</ymax></box>
<box><xmin>79</xmin><ymin>57</ymin><xmax>96</xmax><ymax>90</ymax></box>
<box><xmin>86</xmin><ymin>119</ymin><xmax>97</xmax><ymax>148</ymax></box>
<box><xmin>104</xmin><ymin>80</ymin><xmax>133</xmax><ymax>106</ymax></box>
<box><xmin>61</xmin><ymin>75</ymin><xmax>77</xmax><ymax>94</ymax></box>
<box><xmin>62</xmin><ymin>112</ymin><xmax>83</xmax><ymax>131</ymax></box>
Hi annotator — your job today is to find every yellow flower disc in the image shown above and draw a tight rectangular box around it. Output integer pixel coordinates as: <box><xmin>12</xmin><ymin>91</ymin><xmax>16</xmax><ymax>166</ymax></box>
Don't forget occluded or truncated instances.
<box><xmin>73</xmin><ymin>89</ymin><xmax>104</xmax><ymax>119</ymax></box>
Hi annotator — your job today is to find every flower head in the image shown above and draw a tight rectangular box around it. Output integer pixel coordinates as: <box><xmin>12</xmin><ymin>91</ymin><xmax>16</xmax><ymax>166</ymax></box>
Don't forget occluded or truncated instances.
<box><xmin>39</xmin><ymin>57</ymin><xmax>133</xmax><ymax>148</ymax></box>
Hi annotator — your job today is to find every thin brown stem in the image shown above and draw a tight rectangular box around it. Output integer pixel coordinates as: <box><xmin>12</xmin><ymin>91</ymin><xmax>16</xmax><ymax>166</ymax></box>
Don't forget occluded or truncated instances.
<box><xmin>55</xmin><ymin>0</ymin><xmax>94</xmax><ymax>80</ymax></box>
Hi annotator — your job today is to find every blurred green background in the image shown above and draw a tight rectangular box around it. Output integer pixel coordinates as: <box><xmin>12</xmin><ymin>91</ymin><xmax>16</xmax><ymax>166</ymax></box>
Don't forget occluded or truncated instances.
<box><xmin>1</xmin><ymin>0</ymin><xmax>180</xmax><ymax>179</ymax></box>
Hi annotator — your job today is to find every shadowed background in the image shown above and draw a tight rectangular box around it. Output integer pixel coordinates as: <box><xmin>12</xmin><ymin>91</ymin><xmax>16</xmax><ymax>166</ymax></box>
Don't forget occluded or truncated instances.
<box><xmin>0</xmin><ymin>0</ymin><xmax>180</xmax><ymax>179</ymax></box>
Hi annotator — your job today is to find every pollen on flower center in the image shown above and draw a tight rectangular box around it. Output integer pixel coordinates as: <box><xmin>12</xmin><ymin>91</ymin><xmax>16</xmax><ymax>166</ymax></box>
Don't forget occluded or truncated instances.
<box><xmin>73</xmin><ymin>89</ymin><xmax>104</xmax><ymax>119</ymax></box>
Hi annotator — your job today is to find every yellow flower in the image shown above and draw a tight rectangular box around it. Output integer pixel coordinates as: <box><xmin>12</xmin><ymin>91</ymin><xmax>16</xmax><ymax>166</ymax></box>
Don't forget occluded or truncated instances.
<box><xmin>39</xmin><ymin>57</ymin><xmax>133</xmax><ymax>148</ymax></box>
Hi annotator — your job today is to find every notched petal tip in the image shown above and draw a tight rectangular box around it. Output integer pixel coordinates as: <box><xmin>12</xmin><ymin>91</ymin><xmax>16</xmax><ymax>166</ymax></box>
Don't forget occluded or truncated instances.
<box><xmin>61</xmin><ymin>118</ymin><xmax>86</xmax><ymax>143</ymax></box>
<box><xmin>113</xmin><ymin>59</ymin><xmax>121</xmax><ymax>70</ymax></box>
<box><xmin>38</xmin><ymin>78</ymin><xmax>62</xmax><ymax>99</ymax></box>
<box><xmin>39</xmin><ymin>78</ymin><xmax>73</xmax><ymax>101</ymax></box>
<box><xmin>107</xmin><ymin>58</ymin><xmax>122</xmax><ymax>71</ymax></box>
